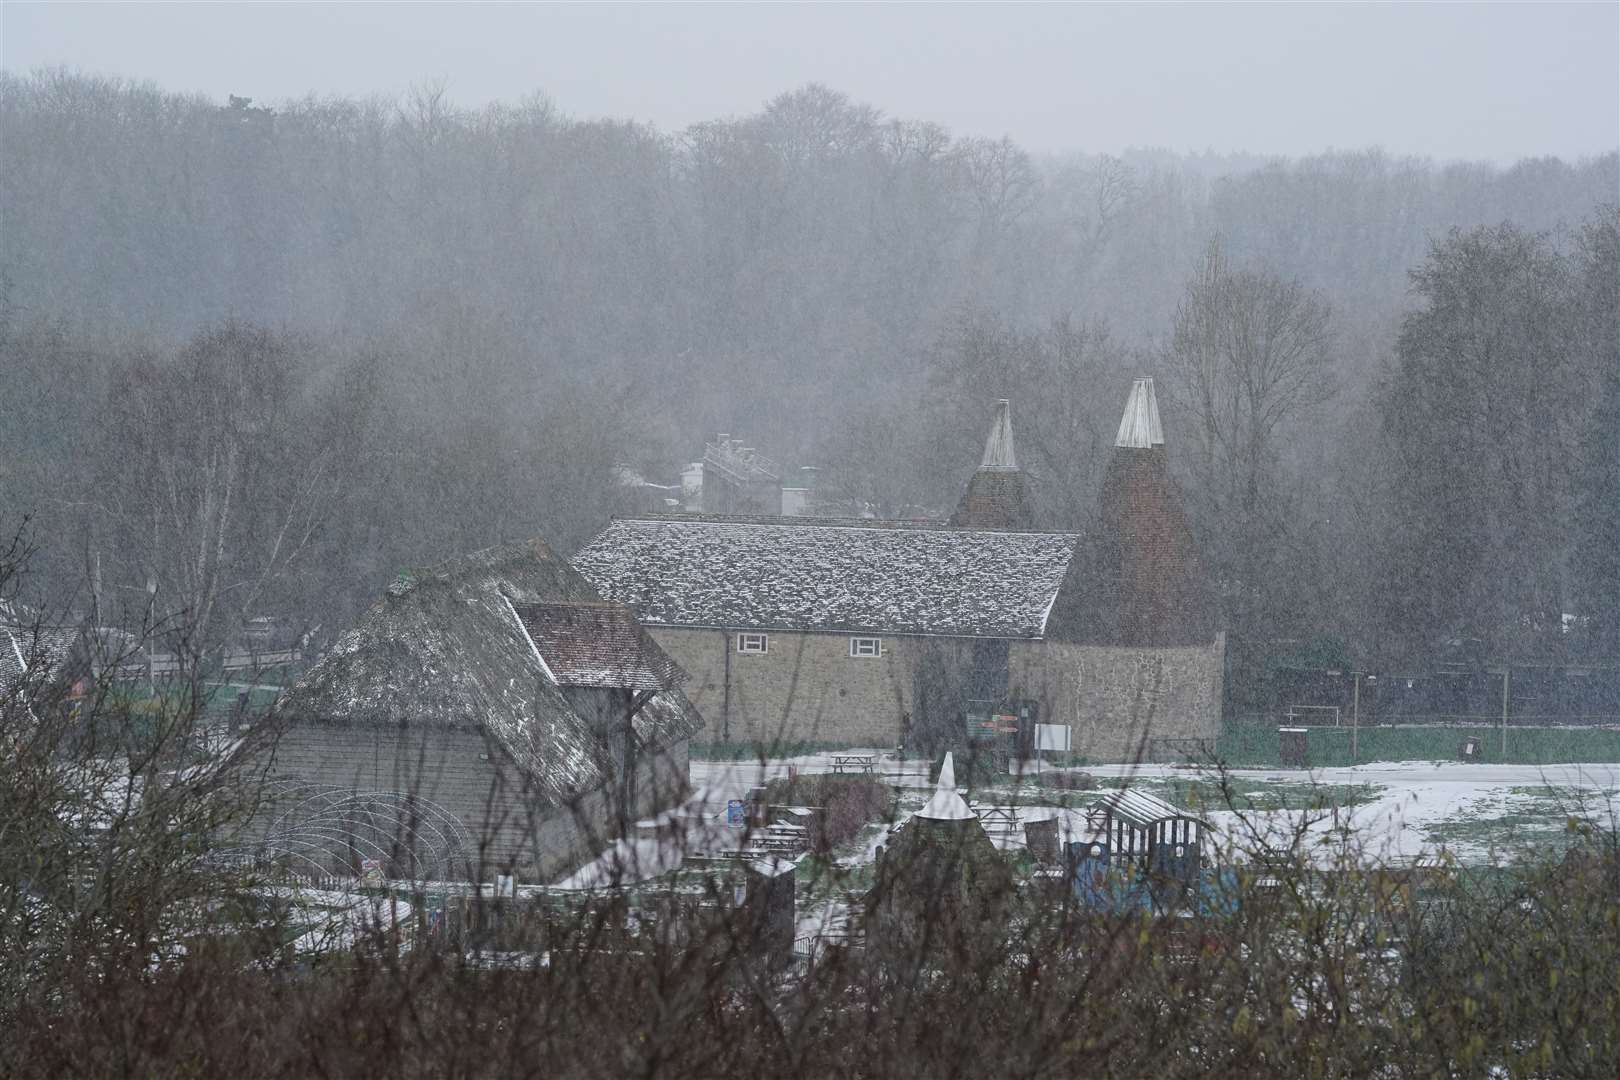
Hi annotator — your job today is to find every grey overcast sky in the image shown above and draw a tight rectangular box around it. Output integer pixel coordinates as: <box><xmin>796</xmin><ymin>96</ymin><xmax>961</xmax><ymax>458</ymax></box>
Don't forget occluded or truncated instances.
<box><xmin>3</xmin><ymin>2</ymin><xmax>1616</xmax><ymax>161</ymax></box>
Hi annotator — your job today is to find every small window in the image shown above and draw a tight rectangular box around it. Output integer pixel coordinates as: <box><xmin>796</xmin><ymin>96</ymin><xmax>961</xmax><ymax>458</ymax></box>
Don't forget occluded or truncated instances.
<box><xmin>849</xmin><ymin>636</ymin><xmax>882</xmax><ymax>658</ymax></box>
<box><xmin>736</xmin><ymin>632</ymin><xmax>768</xmax><ymax>654</ymax></box>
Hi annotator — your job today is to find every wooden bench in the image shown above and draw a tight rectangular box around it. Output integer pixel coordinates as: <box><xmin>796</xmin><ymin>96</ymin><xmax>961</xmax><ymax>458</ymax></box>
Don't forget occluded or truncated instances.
<box><xmin>831</xmin><ymin>754</ymin><xmax>877</xmax><ymax>774</ymax></box>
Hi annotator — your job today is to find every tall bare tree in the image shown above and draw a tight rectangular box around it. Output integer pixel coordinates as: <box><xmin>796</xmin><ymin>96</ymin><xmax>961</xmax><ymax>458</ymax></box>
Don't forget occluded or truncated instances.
<box><xmin>1164</xmin><ymin>238</ymin><xmax>1336</xmax><ymax>639</ymax></box>
<box><xmin>95</xmin><ymin>324</ymin><xmax>356</xmax><ymax>653</ymax></box>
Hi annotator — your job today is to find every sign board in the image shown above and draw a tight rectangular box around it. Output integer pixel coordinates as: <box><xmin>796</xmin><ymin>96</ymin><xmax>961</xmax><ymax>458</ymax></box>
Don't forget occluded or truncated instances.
<box><xmin>359</xmin><ymin>859</ymin><xmax>384</xmax><ymax>887</ymax></box>
<box><xmin>726</xmin><ymin>799</ymin><xmax>747</xmax><ymax>827</ymax></box>
<box><xmin>496</xmin><ymin>874</ymin><xmax>515</xmax><ymax>898</ymax></box>
<box><xmin>966</xmin><ymin>700</ymin><xmax>1013</xmax><ymax>739</ymax></box>
<box><xmin>1035</xmin><ymin>724</ymin><xmax>1072</xmax><ymax>752</ymax></box>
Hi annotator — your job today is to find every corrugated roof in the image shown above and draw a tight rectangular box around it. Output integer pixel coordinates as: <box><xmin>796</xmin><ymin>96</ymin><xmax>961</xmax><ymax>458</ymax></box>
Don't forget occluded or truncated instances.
<box><xmin>571</xmin><ymin>516</ymin><xmax>1079</xmax><ymax>639</ymax></box>
<box><xmin>512</xmin><ymin>601</ymin><xmax>685</xmax><ymax>691</ymax></box>
<box><xmin>1093</xmin><ymin>788</ymin><xmax>1207</xmax><ymax>829</ymax></box>
<box><xmin>1114</xmin><ymin>377</ymin><xmax>1165</xmax><ymax>449</ymax></box>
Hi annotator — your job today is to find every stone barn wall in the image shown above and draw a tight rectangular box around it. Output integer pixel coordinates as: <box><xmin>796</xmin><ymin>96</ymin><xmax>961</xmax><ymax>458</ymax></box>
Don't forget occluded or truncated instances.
<box><xmin>1009</xmin><ymin>633</ymin><xmax>1225</xmax><ymax>762</ymax></box>
<box><xmin>648</xmin><ymin>627</ymin><xmax>917</xmax><ymax>747</ymax></box>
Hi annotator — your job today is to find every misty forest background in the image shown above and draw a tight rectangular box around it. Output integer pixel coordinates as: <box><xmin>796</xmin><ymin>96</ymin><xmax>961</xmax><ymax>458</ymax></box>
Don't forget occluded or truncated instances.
<box><xmin>1</xmin><ymin>72</ymin><xmax>1615</xmax><ymax>687</ymax></box>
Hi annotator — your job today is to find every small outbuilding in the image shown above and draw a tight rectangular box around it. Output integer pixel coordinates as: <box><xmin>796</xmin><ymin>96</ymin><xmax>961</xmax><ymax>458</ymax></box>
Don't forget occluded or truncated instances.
<box><xmin>258</xmin><ymin>538</ymin><xmax>703</xmax><ymax>884</ymax></box>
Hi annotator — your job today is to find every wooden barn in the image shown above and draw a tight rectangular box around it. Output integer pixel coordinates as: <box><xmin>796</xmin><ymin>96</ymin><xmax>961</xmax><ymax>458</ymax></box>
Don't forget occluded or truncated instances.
<box><xmin>258</xmin><ymin>538</ymin><xmax>703</xmax><ymax>885</ymax></box>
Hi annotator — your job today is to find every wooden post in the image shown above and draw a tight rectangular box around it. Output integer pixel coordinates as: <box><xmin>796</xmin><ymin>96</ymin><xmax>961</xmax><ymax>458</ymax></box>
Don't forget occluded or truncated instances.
<box><xmin>721</xmin><ymin>628</ymin><xmax>732</xmax><ymax>742</ymax></box>
<box><xmin>1351</xmin><ymin>672</ymin><xmax>1360</xmax><ymax>763</ymax></box>
<box><xmin>1501</xmin><ymin>667</ymin><xmax>1510</xmax><ymax>758</ymax></box>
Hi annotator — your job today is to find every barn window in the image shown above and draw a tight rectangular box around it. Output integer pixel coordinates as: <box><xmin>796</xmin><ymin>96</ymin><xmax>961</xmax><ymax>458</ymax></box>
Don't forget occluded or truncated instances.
<box><xmin>736</xmin><ymin>632</ymin><xmax>769</xmax><ymax>654</ymax></box>
<box><xmin>849</xmin><ymin>636</ymin><xmax>882</xmax><ymax>658</ymax></box>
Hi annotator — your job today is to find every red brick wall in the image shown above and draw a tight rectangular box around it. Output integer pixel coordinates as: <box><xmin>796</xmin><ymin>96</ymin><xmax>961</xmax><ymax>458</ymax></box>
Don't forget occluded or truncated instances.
<box><xmin>949</xmin><ymin>469</ymin><xmax>1033</xmax><ymax>530</ymax></box>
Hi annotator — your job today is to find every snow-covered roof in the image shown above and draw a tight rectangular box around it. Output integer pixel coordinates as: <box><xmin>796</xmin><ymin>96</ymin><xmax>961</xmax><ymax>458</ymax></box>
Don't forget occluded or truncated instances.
<box><xmin>571</xmin><ymin>516</ymin><xmax>1079</xmax><ymax>639</ymax></box>
<box><xmin>1115</xmin><ymin>377</ymin><xmax>1165</xmax><ymax>449</ymax></box>
<box><xmin>0</xmin><ymin>625</ymin><xmax>27</xmax><ymax>694</ymax></box>
<box><xmin>916</xmin><ymin>753</ymin><xmax>975</xmax><ymax>821</ymax></box>
<box><xmin>1093</xmin><ymin>787</ymin><xmax>1208</xmax><ymax>829</ymax></box>
<box><xmin>512</xmin><ymin>601</ymin><xmax>685</xmax><ymax>691</ymax></box>
<box><xmin>274</xmin><ymin>539</ymin><xmax>703</xmax><ymax>806</ymax></box>
<box><xmin>0</xmin><ymin>600</ymin><xmax>131</xmax><ymax>689</ymax></box>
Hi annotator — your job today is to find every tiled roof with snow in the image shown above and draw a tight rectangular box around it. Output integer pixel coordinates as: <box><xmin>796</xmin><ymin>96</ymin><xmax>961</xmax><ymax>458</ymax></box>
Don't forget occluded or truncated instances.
<box><xmin>571</xmin><ymin>516</ymin><xmax>1079</xmax><ymax>638</ymax></box>
<box><xmin>512</xmin><ymin>601</ymin><xmax>685</xmax><ymax>691</ymax></box>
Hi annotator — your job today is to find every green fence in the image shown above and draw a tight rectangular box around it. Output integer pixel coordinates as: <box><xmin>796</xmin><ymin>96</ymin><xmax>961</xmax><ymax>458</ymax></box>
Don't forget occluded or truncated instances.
<box><xmin>1215</xmin><ymin>716</ymin><xmax>1620</xmax><ymax>768</ymax></box>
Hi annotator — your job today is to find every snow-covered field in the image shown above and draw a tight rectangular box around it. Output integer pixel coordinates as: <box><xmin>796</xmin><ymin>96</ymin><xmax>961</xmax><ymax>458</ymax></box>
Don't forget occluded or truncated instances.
<box><xmin>681</xmin><ymin>750</ymin><xmax>1620</xmax><ymax>869</ymax></box>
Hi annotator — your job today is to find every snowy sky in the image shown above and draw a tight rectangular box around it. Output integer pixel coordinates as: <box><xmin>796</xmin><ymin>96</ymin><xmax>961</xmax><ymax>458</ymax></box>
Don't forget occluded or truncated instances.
<box><xmin>3</xmin><ymin>2</ymin><xmax>1615</xmax><ymax>161</ymax></box>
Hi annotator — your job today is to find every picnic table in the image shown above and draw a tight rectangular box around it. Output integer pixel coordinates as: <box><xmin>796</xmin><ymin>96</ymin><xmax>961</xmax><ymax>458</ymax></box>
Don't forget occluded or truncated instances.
<box><xmin>971</xmin><ymin>804</ymin><xmax>1020</xmax><ymax>831</ymax></box>
<box><xmin>831</xmin><ymin>754</ymin><xmax>877</xmax><ymax>774</ymax></box>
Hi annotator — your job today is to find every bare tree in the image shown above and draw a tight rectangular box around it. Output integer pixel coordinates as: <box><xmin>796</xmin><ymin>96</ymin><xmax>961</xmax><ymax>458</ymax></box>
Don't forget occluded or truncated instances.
<box><xmin>927</xmin><ymin>309</ymin><xmax>1128</xmax><ymax>529</ymax></box>
<box><xmin>1051</xmin><ymin>153</ymin><xmax>1140</xmax><ymax>258</ymax></box>
<box><xmin>1164</xmin><ymin>238</ymin><xmax>1336</xmax><ymax>638</ymax></box>
<box><xmin>952</xmin><ymin>136</ymin><xmax>1039</xmax><ymax>248</ymax></box>
<box><xmin>95</xmin><ymin>324</ymin><xmax>354</xmax><ymax>653</ymax></box>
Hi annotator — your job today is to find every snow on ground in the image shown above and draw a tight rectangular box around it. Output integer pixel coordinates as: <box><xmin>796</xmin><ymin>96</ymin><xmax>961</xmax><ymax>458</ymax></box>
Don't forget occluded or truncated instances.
<box><xmin>1197</xmin><ymin>760</ymin><xmax>1619</xmax><ymax>866</ymax></box>
<box><xmin>686</xmin><ymin>751</ymin><xmax>1620</xmax><ymax>869</ymax></box>
<box><xmin>279</xmin><ymin>891</ymin><xmax>415</xmax><ymax>954</ymax></box>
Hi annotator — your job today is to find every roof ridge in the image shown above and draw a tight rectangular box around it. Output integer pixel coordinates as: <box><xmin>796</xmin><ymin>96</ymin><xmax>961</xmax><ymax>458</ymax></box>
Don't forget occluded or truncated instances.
<box><xmin>511</xmin><ymin>598</ymin><xmax>627</xmax><ymax>611</ymax></box>
<box><xmin>605</xmin><ymin>513</ymin><xmax>1078</xmax><ymax>538</ymax></box>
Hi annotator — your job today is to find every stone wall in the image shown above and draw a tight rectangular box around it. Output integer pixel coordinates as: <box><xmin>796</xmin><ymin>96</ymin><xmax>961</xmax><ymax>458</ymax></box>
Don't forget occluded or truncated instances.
<box><xmin>643</xmin><ymin>626</ymin><xmax>1225</xmax><ymax>759</ymax></box>
<box><xmin>649</xmin><ymin>627</ymin><xmax>915</xmax><ymax>747</ymax></box>
<box><xmin>1008</xmin><ymin>633</ymin><xmax>1225</xmax><ymax>762</ymax></box>
<box><xmin>258</xmin><ymin>722</ymin><xmax>690</xmax><ymax>883</ymax></box>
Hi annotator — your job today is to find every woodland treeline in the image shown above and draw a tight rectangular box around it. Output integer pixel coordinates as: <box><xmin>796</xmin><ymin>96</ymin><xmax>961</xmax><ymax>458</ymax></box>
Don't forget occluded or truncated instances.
<box><xmin>1</xmin><ymin>71</ymin><xmax>1615</xmax><ymax>671</ymax></box>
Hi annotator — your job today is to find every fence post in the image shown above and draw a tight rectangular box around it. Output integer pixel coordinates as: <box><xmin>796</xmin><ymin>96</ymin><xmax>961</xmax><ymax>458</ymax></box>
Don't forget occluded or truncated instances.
<box><xmin>1501</xmin><ymin>667</ymin><xmax>1510</xmax><ymax>758</ymax></box>
<box><xmin>1351</xmin><ymin>674</ymin><xmax>1360</xmax><ymax>763</ymax></box>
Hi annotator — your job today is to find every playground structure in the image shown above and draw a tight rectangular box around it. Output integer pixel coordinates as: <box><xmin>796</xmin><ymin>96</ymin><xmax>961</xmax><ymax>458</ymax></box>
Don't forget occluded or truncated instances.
<box><xmin>1068</xmin><ymin>788</ymin><xmax>1232</xmax><ymax>917</ymax></box>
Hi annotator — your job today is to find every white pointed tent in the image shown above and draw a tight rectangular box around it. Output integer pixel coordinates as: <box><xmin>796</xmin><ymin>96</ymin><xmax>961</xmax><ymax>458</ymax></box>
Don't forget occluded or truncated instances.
<box><xmin>1114</xmin><ymin>377</ymin><xmax>1165</xmax><ymax>449</ymax></box>
<box><xmin>916</xmin><ymin>752</ymin><xmax>975</xmax><ymax>822</ymax></box>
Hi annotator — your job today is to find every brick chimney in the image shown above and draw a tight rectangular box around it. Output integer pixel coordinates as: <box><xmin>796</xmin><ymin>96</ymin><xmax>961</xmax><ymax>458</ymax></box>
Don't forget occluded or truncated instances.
<box><xmin>1047</xmin><ymin>378</ymin><xmax>1216</xmax><ymax>646</ymax></box>
<box><xmin>949</xmin><ymin>399</ymin><xmax>1034</xmax><ymax>530</ymax></box>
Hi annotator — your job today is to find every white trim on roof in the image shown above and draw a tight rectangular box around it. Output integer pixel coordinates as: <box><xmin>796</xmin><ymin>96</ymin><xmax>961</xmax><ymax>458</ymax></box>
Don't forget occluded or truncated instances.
<box><xmin>505</xmin><ymin>595</ymin><xmax>557</xmax><ymax>685</ymax></box>
<box><xmin>980</xmin><ymin>399</ymin><xmax>1019</xmax><ymax>470</ymax></box>
<box><xmin>1036</xmin><ymin>587</ymin><xmax>1060</xmax><ymax>638</ymax></box>
<box><xmin>1115</xmin><ymin>377</ymin><xmax>1165</xmax><ymax>449</ymax></box>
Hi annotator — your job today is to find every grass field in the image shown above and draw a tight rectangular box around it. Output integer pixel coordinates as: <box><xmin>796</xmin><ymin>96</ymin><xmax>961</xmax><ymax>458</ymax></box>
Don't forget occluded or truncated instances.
<box><xmin>1216</xmin><ymin>717</ymin><xmax>1620</xmax><ymax>768</ymax></box>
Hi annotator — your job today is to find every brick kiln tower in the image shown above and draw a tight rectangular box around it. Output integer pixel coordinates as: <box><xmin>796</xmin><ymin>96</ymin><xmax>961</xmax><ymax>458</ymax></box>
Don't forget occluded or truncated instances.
<box><xmin>949</xmin><ymin>399</ymin><xmax>1034</xmax><ymax>530</ymax></box>
<box><xmin>1047</xmin><ymin>377</ymin><xmax>1216</xmax><ymax>646</ymax></box>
